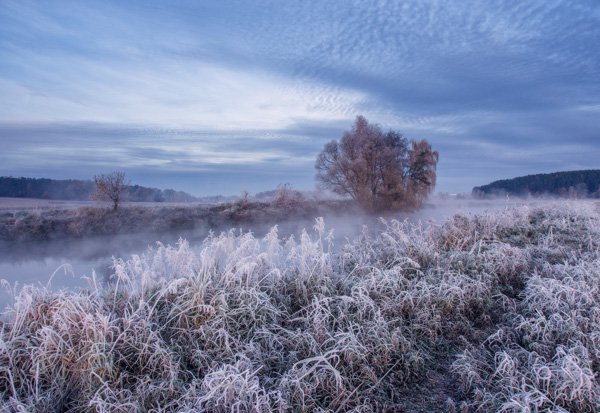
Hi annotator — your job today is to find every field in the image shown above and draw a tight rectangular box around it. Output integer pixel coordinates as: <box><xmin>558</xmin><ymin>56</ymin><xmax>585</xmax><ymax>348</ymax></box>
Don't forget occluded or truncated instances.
<box><xmin>0</xmin><ymin>200</ymin><xmax>599</xmax><ymax>412</ymax></box>
<box><xmin>0</xmin><ymin>198</ymin><xmax>216</xmax><ymax>212</ymax></box>
<box><xmin>0</xmin><ymin>197</ymin><xmax>358</xmax><ymax>244</ymax></box>
<box><xmin>0</xmin><ymin>195</ymin><xmax>553</xmax><ymax>244</ymax></box>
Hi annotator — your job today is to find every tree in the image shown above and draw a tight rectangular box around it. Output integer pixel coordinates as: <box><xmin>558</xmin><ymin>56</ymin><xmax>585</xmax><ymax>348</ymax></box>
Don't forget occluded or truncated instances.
<box><xmin>91</xmin><ymin>171</ymin><xmax>129</xmax><ymax>210</ymax></box>
<box><xmin>407</xmin><ymin>139</ymin><xmax>439</xmax><ymax>206</ymax></box>
<box><xmin>315</xmin><ymin>116</ymin><xmax>438</xmax><ymax>212</ymax></box>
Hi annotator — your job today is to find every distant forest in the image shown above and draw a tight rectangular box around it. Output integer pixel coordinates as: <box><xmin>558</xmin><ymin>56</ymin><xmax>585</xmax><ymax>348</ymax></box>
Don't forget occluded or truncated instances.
<box><xmin>0</xmin><ymin>177</ymin><xmax>197</xmax><ymax>202</ymax></box>
<box><xmin>473</xmin><ymin>170</ymin><xmax>600</xmax><ymax>198</ymax></box>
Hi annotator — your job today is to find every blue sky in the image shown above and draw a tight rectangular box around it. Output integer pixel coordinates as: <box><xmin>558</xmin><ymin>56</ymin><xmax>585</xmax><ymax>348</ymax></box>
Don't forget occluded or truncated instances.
<box><xmin>0</xmin><ymin>0</ymin><xmax>598</xmax><ymax>196</ymax></box>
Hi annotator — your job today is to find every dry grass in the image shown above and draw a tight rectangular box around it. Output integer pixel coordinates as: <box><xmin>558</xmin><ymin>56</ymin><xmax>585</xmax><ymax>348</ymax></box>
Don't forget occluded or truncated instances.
<box><xmin>0</xmin><ymin>201</ymin><xmax>598</xmax><ymax>412</ymax></box>
<box><xmin>0</xmin><ymin>199</ymin><xmax>355</xmax><ymax>243</ymax></box>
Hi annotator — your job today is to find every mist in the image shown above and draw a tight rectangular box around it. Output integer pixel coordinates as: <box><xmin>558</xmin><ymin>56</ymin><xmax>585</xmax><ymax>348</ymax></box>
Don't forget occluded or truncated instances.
<box><xmin>0</xmin><ymin>195</ymin><xmax>564</xmax><ymax>309</ymax></box>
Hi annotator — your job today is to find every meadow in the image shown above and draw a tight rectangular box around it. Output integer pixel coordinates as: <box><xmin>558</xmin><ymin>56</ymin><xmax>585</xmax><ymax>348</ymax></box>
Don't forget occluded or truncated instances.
<box><xmin>0</xmin><ymin>200</ymin><xmax>599</xmax><ymax>412</ymax></box>
<box><xmin>0</xmin><ymin>197</ymin><xmax>357</xmax><ymax>244</ymax></box>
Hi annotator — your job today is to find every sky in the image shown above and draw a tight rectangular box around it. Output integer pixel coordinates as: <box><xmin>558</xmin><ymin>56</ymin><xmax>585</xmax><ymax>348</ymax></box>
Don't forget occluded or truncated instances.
<box><xmin>0</xmin><ymin>0</ymin><xmax>598</xmax><ymax>196</ymax></box>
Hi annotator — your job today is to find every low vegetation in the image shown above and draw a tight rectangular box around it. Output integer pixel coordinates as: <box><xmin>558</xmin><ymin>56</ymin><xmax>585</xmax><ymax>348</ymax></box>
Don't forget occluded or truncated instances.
<box><xmin>0</xmin><ymin>198</ymin><xmax>355</xmax><ymax>243</ymax></box>
<box><xmin>1</xmin><ymin>201</ymin><xmax>599</xmax><ymax>411</ymax></box>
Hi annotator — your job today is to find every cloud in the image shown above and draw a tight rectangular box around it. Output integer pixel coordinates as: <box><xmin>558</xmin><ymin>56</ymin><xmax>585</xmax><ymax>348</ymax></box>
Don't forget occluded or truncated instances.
<box><xmin>0</xmin><ymin>0</ymin><xmax>598</xmax><ymax>194</ymax></box>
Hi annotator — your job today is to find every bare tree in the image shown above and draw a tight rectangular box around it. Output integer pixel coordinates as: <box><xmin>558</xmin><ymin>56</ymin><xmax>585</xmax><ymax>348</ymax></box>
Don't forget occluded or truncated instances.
<box><xmin>91</xmin><ymin>171</ymin><xmax>129</xmax><ymax>210</ymax></box>
<box><xmin>315</xmin><ymin>116</ymin><xmax>438</xmax><ymax>212</ymax></box>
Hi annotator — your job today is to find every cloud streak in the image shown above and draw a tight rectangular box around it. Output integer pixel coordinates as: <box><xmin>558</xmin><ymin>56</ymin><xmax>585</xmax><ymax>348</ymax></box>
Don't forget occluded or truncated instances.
<box><xmin>0</xmin><ymin>0</ymin><xmax>598</xmax><ymax>194</ymax></box>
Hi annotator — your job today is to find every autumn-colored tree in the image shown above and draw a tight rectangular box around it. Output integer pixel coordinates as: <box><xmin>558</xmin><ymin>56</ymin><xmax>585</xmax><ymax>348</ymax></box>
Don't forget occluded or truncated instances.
<box><xmin>91</xmin><ymin>171</ymin><xmax>129</xmax><ymax>210</ymax></box>
<box><xmin>315</xmin><ymin>116</ymin><xmax>438</xmax><ymax>212</ymax></box>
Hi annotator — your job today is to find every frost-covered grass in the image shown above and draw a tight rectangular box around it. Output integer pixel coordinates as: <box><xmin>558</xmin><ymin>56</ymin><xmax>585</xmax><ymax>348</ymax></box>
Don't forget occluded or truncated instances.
<box><xmin>0</xmin><ymin>201</ymin><xmax>599</xmax><ymax>412</ymax></box>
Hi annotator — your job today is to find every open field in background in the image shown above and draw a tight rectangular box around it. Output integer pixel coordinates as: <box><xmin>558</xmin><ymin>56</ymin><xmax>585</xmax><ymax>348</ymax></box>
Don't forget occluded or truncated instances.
<box><xmin>0</xmin><ymin>197</ymin><xmax>216</xmax><ymax>212</ymax></box>
<box><xmin>0</xmin><ymin>198</ymin><xmax>95</xmax><ymax>212</ymax></box>
<box><xmin>0</xmin><ymin>200</ymin><xmax>599</xmax><ymax>411</ymax></box>
<box><xmin>0</xmin><ymin>198</ymin><xmax>357</xmax><ymax>244</ymax></box>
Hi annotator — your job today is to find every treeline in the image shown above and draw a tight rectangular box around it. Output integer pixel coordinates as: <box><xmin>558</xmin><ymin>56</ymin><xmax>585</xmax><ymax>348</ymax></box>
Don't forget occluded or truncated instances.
<box><xmin>473</xmin><ymin>170</ymin><xmax>600</xmax><ymax>198</ymax></box>
<box><xmin>0</xmin><ymin>176</ymin><xmax>197</xmax><ymax>202</ymax></box>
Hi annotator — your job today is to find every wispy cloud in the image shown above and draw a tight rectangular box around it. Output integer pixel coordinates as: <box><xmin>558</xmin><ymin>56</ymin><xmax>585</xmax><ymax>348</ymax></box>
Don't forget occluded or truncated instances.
<box><xmin>0</xmin><ymin>0</ymin><xmax>598</xmax><ymax>194</ymax></box>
